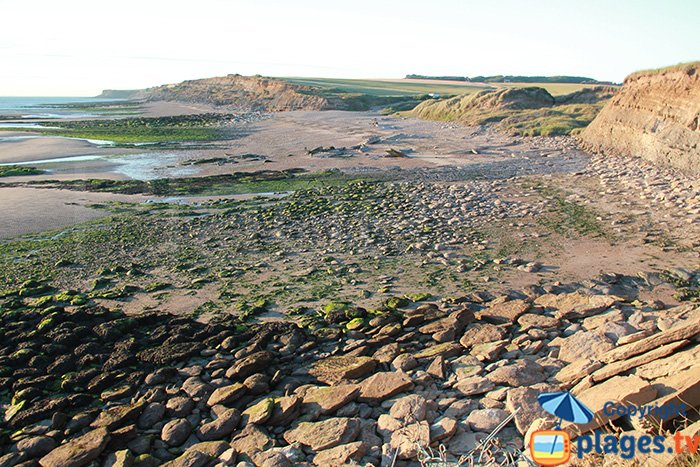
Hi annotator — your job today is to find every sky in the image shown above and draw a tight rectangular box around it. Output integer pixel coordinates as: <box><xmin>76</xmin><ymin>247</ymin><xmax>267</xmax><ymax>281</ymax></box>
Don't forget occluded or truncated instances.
<box><xmin>1</xmin><ymin>0</ymin><xmax>698</xmax><ymax>96</ymax></box>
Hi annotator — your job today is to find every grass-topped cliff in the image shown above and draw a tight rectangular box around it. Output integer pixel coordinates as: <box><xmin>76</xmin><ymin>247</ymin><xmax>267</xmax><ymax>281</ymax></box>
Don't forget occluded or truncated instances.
<box><xmin>99</xmin><ymin>75</ymin><xmax>429</xmax><ymax>113</ymax></box>
<box><xmin>580</xmin><ymin>61</ymin><xmax>700</xmax><ymax>174</ymax></box>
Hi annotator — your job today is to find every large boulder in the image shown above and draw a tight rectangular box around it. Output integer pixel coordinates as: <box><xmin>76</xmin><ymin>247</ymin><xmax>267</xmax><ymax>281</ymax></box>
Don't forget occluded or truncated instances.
<box><xmin>39</xmin><ymin>428</ymin><xmax>110</xmax><ymax>467</ymax></box>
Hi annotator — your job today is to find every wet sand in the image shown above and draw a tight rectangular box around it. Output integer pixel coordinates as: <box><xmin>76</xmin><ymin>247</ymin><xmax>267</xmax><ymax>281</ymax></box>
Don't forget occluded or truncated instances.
<box><xmin>0</xmin><ymin>110</ymin><xmax>584</xmax><ymax>240</ymax></box>
<box><xmin>0</xmin><ymin>187</ymin><xmax>148</xmax><ymax>239</ymax></box>
<box><xmin>0</xmin><ymin>132</ymin><xmax>133</xmax><ymax>164</ymax></box>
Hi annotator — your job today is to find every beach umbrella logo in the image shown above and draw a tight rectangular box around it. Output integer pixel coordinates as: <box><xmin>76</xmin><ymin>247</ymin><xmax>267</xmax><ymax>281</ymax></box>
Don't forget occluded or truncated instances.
<box><xmin>537</xmin><ymin>391</ymin><xmax>595</xmax><ymax>427</ymax></box>
<box><xmin>528</xmin><ymin>391</ymin><xmax>595</xmax><ymax>466</ymax></box>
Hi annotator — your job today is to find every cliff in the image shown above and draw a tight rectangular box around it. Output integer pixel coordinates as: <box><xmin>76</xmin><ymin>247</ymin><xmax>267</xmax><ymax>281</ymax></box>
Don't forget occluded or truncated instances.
<box><xmin>100</xmin><ymin>75</ymin><xmax>333</xmax><ymax>112</ymax></box>
<box><xmin>580</xmin><ymin>62</ymin><xmax>700</xmax><ymax>174</ymax></box>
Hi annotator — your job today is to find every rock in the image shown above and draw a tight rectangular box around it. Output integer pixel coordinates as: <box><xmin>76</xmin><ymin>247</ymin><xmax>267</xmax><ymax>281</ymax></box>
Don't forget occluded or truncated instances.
<box><xmin>460</xmin><ymin>324</ymin><xmax>507</xmax><ymax>349</ymax></box>
<box><xmin>601</xmin><ymin>318</ymin><xmax>700</xmax><ymax>364</ymax></box>
<box><xmin>284</xmin><ymin>417</ymin><xmax>361</xmax><ymax>451</ymax></box>
<box><xmin>181</xmin><ymin>377</ymin><xmax>213</xmax><ymax>399</ymax></box>
<box><xmin>447</xmin><ymin>431</ymin><xmax>479</xmax><ymax>455</ymax></box>
<box><xmin>426</xmin><ymin>355</ymin><xmax>446</xmax><ymax>379</ymax></box>
<box><xmin>225</xmin><ymin>351</ymin><xmax>274</xmax><ymax>380</ymax></box>
<box><xmin>580</xmin><ymin>63</ymin><xmax>700</xmax><ymax>174</ymax></box>
<box><xmin>166</xmin><ymin>397</ymin><xmax>195</xmax><ymax>418</ymax></box>
<box><xmin>555</xmin><ymin>359</ymin><xmax>604</xmax><ymax>386</ymax></box>
<box><xmin>506</xmin><ymin>386</ymin><xmax>552</xmax><ymax>434</ymax></box>
<box><xmin>554</xmin><ymin>331</ymin><xmax>615</xmax><ymax>363</ymax></box>
<box><xmin>184</xmin><ymin>441</ymin><xmax>230</xmax><ymax>458</ymax></box>
<box><xmin>161</xmin><ymin>450</ymin><xmax>209</xmax><ymax>467</ymax></box>
<box><xmin>534</xmin><ymin>292</ymin><xmax>619</xmax><ymax>319</ymax></box>
<box><xmin>391</xmin><ymin>353</ymin><xmax>418</xmax><ymax>371</ymax></box>
<box><xmin>132</xmin><ymin>454</ymin><xmax>157</xmax><ymax>466</ymax></box>
<box><xmin>267</xmin><ymin>396</ymin><xmax>301</xmax><ymax>426</ymax></box>
<box><xmin>301</xmin><ymin>384</ymin><xmax>360</xmax><ymax>415</ymax></box>
<box><xmin>477</xmin><ymin>299</ymin><xmax>531</xmax><ymax>324</ymax></box>
<box><xmin>636</xmin><ymin>366</ymin><xmax>700</xmax><ymax>429</ymax></box>
<box><xmin>430</xmin><ymin>417</ymin><xmax>457</xmax><ymax>442</ymax></box>
<box><xmin>17</xmin><ymin>436</ymin><xmax>56</xmax><ymax>458</ymax></box>
<box><xmin>0</xmin><ymin>453</ymin><xmax>28</xmax><ymax>466</ymax></box>
<box><xmin>313</xmin><ymin>441</ymin><xmax>367</xmax><ymax>465</ymax></box>
<box><xmin>127</xmin><ymin>436</ymin><xmax>152</xmax><ymax>456</ymax></box>
<box><xmin>39</xmin><ymin>427</ymin><xmax>110</xmax><ymax>467</ymax></box>
<box><xmin>487</xmin><ymin>359</ymin><xmax>546</xmax><ymax>386</ymax></box>
<box><xmin>390</xmin><ymin>421</ymin><xmax>430</xmax><ymax>460</ymax></box>
<box><xmin>240</xmin><ymin>398</ymin><xmax>274</xmax><ymax>425</ymax></box>
<box><xmin>137</xmin><ymin>402</ymin><xmax>165</xmax><ymax>429</ymax></box>
<box><xmin>308</xmin><ymin>355</ymin><xmax>377</xmax><ymax>384</ymax></box>
<box><xmin>376</xmin><ymin>414</ymin><xmax>403</xmax><ymax>440</ymax></box>
<box><xmin>161</xmin><ymin>419</ymin><xmax>192</xmax><ymax>447</ymax></box>
<box><xmin>250</xmin><ymin>451</ymin><xmax>291</xmax><ymax>467</ymax></box>
<box><xmin>418</xmin><ymin>309</ymin><xmax>472</xmax><ymax>341</ymax></box>
<box><xmin>566</xmin><ymin>375</ymin><xmax>657</xmax><ymax>435</ymax></box>
<box><xmin>90</xmin><ymin>401</ymin><xmax>145</xmax><ymax>430</ymax></box>
<box><xmin>454</xmin><ymin>376</ymin><xmax>495</xmax><ymax>396</ymax></box>
<box><xmin>196</xmin><ymin>408</ymin><xmax>240</xmax><ymax>441</ymax></box>
<box><xmin>389</xmin><ymin>394</ymin><xmax>427</xmax><ymax>424</ymax></box>
<box><xmin>588</xmin><ymin>339</ymin><xmax>689</xmax><ymax>385</ymax></box>
<box><xmin>636</xmin><ymin>344</ymin><xmax>700</xmax><ymax>380</ymax></box>
<box><xmin>145</xmin><ymin>367</ymin><xmax>178</xmax><ymax>386</ymax></box>
<box><xmin>467</xmin><ymin>408</ymin><xmax>510</xmax><ymax>432</ymax></box>
<box><xmin>106</xmin><ymin>424</ymin><xmax>137</xmax><ymax>451</ymax></box>
<box><xmin>243</xmin><ymin>373</ymin><xmax>270</xmax><ymax>396</ymax></box>
<box><xmin>138</xmin><ymin>342</ymin><xmax>203</xmax><ymax>365</ymax></box>
<box><xmin>517</xmin><ymin>313</ymin><xmax>560</xmax><ymax>331</ymax></box>
<box><xmin>103</xmin><ymin>449</ymin><xmax>133</xmax><ymax>467</ymax></box>
<box><xmin>207</xmin><ymin>383</ymin><xmax>247</xmax><ymax>407</ymax></box>
<box><xmin>358</xmin><ymin>371</ymin><xmax>413</xmax><ymax>404</ymax></box>
<box><xmin>470</xmin><ymin>340</ymin><xmax>507</xmax><ymax>361</ymax></box>
<box><xmin>230</xmin><ymin>425</ymin><xmax>273</xmax><ymax>456</ymax></box>
<box><xmin>373</xmin><ymin>343</ymin><xmax>401</xmax><ymax>363</ymax></box>
<box><xmin>412</xmin><ymin>342</ymin><xmax>462</xmax><ymax>360</ymax></box>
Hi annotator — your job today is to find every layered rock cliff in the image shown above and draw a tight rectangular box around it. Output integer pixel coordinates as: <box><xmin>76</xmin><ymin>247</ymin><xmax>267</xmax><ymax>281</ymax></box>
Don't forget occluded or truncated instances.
<box><xmin>580</xmin><ymin>62</ymin><xmax>700</xmax><ymax>174</ymax></box>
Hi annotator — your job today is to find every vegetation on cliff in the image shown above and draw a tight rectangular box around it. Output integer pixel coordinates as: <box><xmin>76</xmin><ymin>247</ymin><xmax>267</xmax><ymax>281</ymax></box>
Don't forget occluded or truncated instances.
<box><xmin>407</xmin><ymin>86</ymin><xmax>616</xmax><ymax>136</ymax></box>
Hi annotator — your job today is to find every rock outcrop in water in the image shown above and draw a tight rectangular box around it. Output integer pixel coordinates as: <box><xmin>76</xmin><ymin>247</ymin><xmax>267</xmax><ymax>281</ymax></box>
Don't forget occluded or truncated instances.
<box><xmin>580</xmin><ymin>62</ymin><xmax>700</xmax><ymax>174</ymax></box>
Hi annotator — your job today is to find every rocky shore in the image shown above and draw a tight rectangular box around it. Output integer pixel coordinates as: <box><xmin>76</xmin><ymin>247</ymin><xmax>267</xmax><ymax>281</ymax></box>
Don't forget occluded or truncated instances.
<box><xmin>1</xmin><ymin>269</ymin><xmax>699</xmax><ymax>466</ymax></box>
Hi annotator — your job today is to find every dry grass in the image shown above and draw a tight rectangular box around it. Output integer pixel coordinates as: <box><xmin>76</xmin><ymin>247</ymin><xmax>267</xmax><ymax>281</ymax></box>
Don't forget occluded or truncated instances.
<box><xmin>626</xmin><ymin>61</ymin><xmax>700</xmax><ymax>81</ymax></box>
<box><xmin>407</xmin><ymin>87</ymin><xmax>609</xmax><ymax>136</ymax></box>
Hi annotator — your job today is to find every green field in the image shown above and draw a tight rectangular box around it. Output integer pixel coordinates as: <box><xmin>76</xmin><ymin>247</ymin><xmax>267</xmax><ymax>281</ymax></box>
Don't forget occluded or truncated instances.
<box><xmin>497</xmin><ymin>82</ymin><xmax>601</xmax><ymax>96</ymax></box>
<box><xmin>283</xmin><ymin>77</ymin><xmax>599</xmax><ymax>97</ymax></box>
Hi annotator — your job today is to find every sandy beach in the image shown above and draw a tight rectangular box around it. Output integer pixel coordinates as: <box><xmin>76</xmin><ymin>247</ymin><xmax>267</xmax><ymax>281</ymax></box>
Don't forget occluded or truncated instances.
<box><xmin>0</xmin><ymin>187</ymin><xmax>151</xmax><ymax>239</ymax></box>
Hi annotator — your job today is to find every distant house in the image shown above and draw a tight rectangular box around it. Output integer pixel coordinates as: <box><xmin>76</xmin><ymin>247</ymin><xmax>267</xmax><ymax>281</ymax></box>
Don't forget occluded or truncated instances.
<box><xmin>428</xmin><ymin>93</ymin><xmax>441</xmax><ymax>98</ymax></box>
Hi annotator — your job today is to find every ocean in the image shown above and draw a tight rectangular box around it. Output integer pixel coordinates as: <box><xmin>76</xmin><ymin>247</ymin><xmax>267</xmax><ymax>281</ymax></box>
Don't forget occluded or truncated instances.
<box><xmin>0</xmin><ymin>96</ymin><xmax>121</xmax><ymax>119</ymax></box>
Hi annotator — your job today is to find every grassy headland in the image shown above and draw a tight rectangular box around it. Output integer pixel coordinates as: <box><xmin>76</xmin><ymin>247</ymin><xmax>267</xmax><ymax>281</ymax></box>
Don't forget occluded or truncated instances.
<box><xmin>407</xmin><ymin>86</ymin><xmax>616</xmax><ymax>136</ymax></box>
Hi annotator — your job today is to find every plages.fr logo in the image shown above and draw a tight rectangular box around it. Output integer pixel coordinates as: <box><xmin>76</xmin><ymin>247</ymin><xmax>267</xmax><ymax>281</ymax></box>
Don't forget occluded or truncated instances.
<box><xmin>528</xmin><ymin>391</ymin><xmax>699</xmax><ymax>466</ymax></box>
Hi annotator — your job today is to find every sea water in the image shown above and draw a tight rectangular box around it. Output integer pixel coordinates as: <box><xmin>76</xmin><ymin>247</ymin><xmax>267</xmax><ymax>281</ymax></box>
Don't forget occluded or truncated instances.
<box><xmin>0</xmin><ymin>96</ymin><xmax>121</xmax><ymax>119</ymax></box>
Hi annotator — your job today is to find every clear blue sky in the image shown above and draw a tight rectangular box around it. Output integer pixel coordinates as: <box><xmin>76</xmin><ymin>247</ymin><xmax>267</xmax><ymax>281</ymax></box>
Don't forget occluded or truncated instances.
<box><xmin>1</xmin><ymin>0</ymin><xmax>698</xmax><ymax>95</ymax></box>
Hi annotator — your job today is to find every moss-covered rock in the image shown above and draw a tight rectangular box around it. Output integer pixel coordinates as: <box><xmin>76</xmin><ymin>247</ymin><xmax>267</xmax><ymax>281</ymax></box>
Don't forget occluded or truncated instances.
<box><xmin>309</xmin><ymin>355</ymin><xmax>378</xmax><ymax>384</ymax></box>
<box><xmin>384</xmin><ymin>296</ymin><xmax>409</xmax><ymax>310</ymax></box>
<box><xmin>346</xmin><ymin>318</ymin><xmax>365</xmax><ymax>330</ymax></box>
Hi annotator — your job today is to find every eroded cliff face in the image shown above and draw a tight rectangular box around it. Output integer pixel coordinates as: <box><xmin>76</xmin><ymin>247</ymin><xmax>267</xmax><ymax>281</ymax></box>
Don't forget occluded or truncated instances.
<box><xmin>132</xmin><ymin>75</ymin><xmax>333</xmax><ymax>112</ymax></box>
<box><xmin>580</xmin><ymin>63</ymin><xmax>700</xmax><ymax>174</ymax></box>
